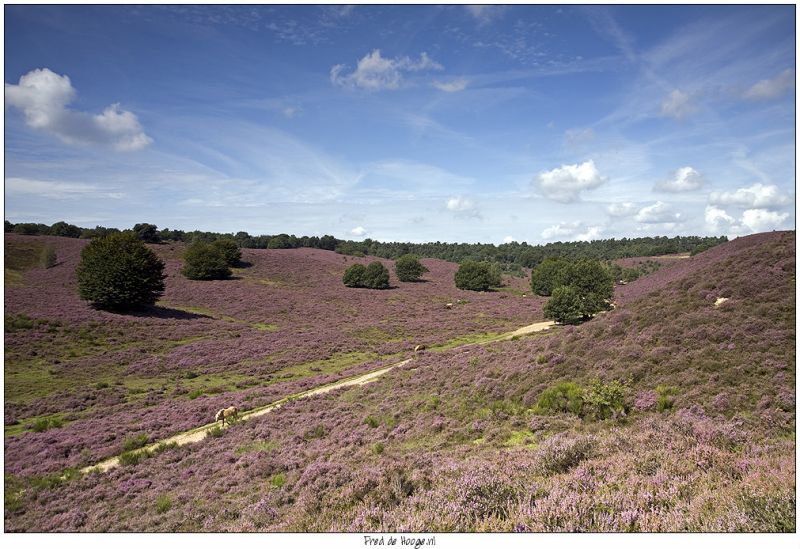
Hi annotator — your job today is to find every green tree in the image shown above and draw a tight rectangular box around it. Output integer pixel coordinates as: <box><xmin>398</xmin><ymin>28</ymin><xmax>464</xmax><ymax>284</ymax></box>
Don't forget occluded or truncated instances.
<box><xmin>530</xmin><ymin>258</ymin><xmax>570</xmax><ymax>296</ymax></box>
<box><xmin>77</xmin><ymin>232</ymin><xmax>166</xmax><ymax>310</ymax></box>
<box><xmin>343</xmin><ymin>264</ymin><xmax>367</xmax><ymax>287</ymax></box>
<box><xmin>267</xmin><ymin>234</ymin><xmax>293</xmax><ymax>249</ymax></box>
<box><xmin>543</xmin><ymin>285</ymin><xmax>584</xmax><ymax>324</ymax></box>
<box><xmin>454</xmin><ymin>260</ymin><xmax>502</xmax><ymax>291</ymax></box>
<box><xmin>132</xmin><ymin>223</ymin><xmax>161</xmax><ymax>243</ymax></box>
<box><xmin>562</xmin><ymin>259</ymin><xmax>614</xmax><ymax>317</ymax></box>
<box><xmin>48</xmin><ymin>221</ymin><xmax>82</xmax><ymax>238</ymax></box>
<box><xmin>362</xmin><ymin>261</ymin><xmax>390</xmax><ymax>289</ymax></box>
<box><xmin>211</xmin><ymin>238</ymin><xmax>242</xmax><ymax>266</ymax></box>
<box><xmin>395</xmin><ymin>254</ymin><xmax>428</xmax><ymax>282</ymax></box>
<box><xmin>182</xmin><ymin>242</ymin><xmax>231</xmax><ymax>280</ymax></box>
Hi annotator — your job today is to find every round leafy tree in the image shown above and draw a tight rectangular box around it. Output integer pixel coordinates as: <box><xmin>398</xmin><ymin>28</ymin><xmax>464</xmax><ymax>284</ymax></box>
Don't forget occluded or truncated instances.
<box><xmin>77</xmin><ymin>232</ymin><xmax>166</xmax><ymax>310</ymax></box>
<box><xmin>363</xmin><ymin>261</ymin><xmax>390</xmax><ymax>289</ymax></box>
<box><xmin>395</xmin><ymin>254</ymin><xmax>429</xmax><ymax>282</ymax></box>
<box><xmin>211</xmin><ymin>238</ymin><xmax>242</xmax><ymax>266</ymax></box>
<box><xmin>182</xmin><ymin>242</ymin><xmax>231</xmax><ymax>280</ymax></box>
<box><xmin>343</xmin><ymin>263</ymin><xmax>367</xmax><ymax>287</ymax></box>
<box><xmin>530</xmin><ymin>258</ymin><xmax>571</xmax><ymax>296</ymax></box>
<box><xmin>454</xmin><ymin>260</ymin><xmax>502</xmax><ymax>291</ymax></box>
<box><xmin>543</xmin><ymin>285</ymin><xmax>583</xmax><ymax>324</ymax></box>
<box><xmin>561</xmin><ymin>259</ymin><xmax>614</xmax><ymax>317</ymax></box>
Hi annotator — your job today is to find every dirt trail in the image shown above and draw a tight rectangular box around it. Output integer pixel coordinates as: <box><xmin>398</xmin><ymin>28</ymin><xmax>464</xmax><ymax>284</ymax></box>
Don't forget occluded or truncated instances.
<box><xmin>81</xmin><ymin>319</ymin><xmax>556</xmax><ymax>475</ymax></box>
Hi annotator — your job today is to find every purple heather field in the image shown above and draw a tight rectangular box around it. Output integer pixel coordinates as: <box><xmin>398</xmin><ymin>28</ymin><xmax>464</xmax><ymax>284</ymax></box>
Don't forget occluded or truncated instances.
<box><xmin>3</xmin><ymin>231</ymin><xmax>796</xmax><ymax>532</ymax></box>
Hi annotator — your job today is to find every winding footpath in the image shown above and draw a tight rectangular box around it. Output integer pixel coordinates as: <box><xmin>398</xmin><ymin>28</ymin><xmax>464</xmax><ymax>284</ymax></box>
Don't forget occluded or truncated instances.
<box><xmin>81</xmin><ymin>319</ymin><xmax>556</xmax><ymax>475</ymax></box>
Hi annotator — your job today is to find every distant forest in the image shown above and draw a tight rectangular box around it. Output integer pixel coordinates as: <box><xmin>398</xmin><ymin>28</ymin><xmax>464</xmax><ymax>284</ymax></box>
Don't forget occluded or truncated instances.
<box><xmin>5</xmin><ymin>220</ymin><xmax>727</xmax><ymax>271</ymax></box>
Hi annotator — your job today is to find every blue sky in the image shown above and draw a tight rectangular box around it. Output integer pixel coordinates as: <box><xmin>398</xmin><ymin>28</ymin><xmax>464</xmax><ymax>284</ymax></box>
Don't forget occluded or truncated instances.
<box><xmin>4</xmin><ymin>4</ymin><xmax>796</xmax><ymax>244</ymax></box>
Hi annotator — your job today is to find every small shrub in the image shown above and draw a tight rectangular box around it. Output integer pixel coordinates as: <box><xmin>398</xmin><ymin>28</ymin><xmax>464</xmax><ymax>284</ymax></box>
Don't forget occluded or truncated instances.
<box><xmin>395</xmin><ymin>254</ymin><xmax>428</xmax><ymax>282</ymax></box>
<box><xmin>342</xmin><ymin>262</ymin><xmax>390</xmax><ymax>289</ymax></box>
<box><xmin>208</xmin><ymin>426</ymin><xmax>224</xmax><ymax>438</ymax></box>
<box><xmin>30</xmin><ymin>418</ymin><xmax>52</xmax><ymax>433</ymax></box>
<box><xmin>122</xmin><ymin>434</ymin><xmax>150</xmax><ymax>452</ymax></box>
<box><xmin>40</xmin><ymin>245</ymin><xmax>57</xmax><ymax>268</ymax></box>
<box><xmin>365</xmin><ymin>416</ymin><xmax>379</xmax><ymax>428</ymax></box>
<box><xmin>534</xmin><ymin>382</ymin><xmax>585</xmax><ymax>416</ymax></box>
<box><xmin>372</xmin><ymin>442</ymin><xmax>385</xmax><ymax>455</ymax></box>
<box><xmin>454</xmin><ymin>261</ymin><xmax>502</xmax><ymax>291</ymax></box>
<box><xmin>182</xmin><ymin>242</ymin><xmax>231</xmax><ymax>280</ymax></box>
<box><xmin>343</xmin><ymin>264</ymin><xmax>367</xmax><ymax>287</ymax></box>
<box><xmin>583</xmin><ymin>379</ymin><xmax>628</xmax><ymax>420</ymax></box>
<box><xmin>270</xmin><ymin>472</ymin><xmax>287</xmax><ymax>489</ymax></box>
<box><xmin>655</xmin><ymin>385</ymin><xmax>679</xmax><ymax>412</ymax></box>
<box><xmin>187</xmin><ymin>389</ymin><xmax>204</xmax><ymax>400</ymax></box>
<box><xmin>155</xmin><ymin>494</ymin><xmax>172</xmax><ymax>514</ymax></box>
<box><xmin>303</xmin><ymin>425</ymin><xmax>326</xmax><ymax>440</ymax></box>
<box><xmin>119</xmin><ymin>451</ymin><xmax>145</xmax><ymax>466</ymax></box>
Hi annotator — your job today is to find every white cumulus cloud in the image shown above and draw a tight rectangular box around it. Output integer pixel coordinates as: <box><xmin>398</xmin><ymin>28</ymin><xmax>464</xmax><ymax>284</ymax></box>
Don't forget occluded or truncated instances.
<box><xmin>541</xmin><ymin>222</ymin><xmax>602</xmax><ymax>242</ymax></box>
<box><xmin>660</xmin><ymin>89</ymin><xmax>696</xmax><ymax>120</ymax></box>
<box><xmin>704</xmin><ymin>205</ymin><xmax>737</xmax><ymax>233</ymax></box>
<box><xmin>350</xmin><ymin>226</ymin><xmax>367</xmax><ymax>237</ymax></box>
<box><xmin>740</xmin><ymin>209</ymin><xmax>789</xmax><ymax>233</ymax></box>
<box><xmin>331</xmin><ymin>49</ymin><xmax>443</xmax><ymax>91</ymax></box>
<box><xmin>744</xmin><ymin>69</ymin><xmax>795</xmax><ymax>101</ymax></box>
<box><xmin>656</xmin><ymin>166</ymin><xmax>704</xmax><ymax>192</ymax></box>
<box><xmin>433</xmin><ymin>78</ymin><xmax>468</xmax><ymax>92</ymax></box>
<box><xmin>5</xmin><ymin>68</ymin><xmax>152</xmax><ymax>151</ymax></box>
<box><xmin>445</xmin><ymin>196</ymin><xmax>480</xmax><ymax>219</ymax></box>
<box><xmin>709</xmin><ymin>183</ymin><xmax>790</xmax><ymax>208</ymax></box>
<box><xmin>635</xmin><ymin>201</ymin><xmax>682</xmax><ymax>224</ymax></box>
<box><xmin>502</xmin><ymin>236</ymin><xmax>515</xmax><ymax>244</ymax></box>
<box><xmin>536</xmin><ymin>160</ymin><xmax>607</xmax><ymax>203</ymax></box>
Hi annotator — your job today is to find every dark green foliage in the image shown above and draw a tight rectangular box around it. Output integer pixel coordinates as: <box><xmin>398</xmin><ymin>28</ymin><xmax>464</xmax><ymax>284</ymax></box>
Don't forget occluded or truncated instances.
<box><xmin>267</xmin><ymin>234</ymin><xmax>293</xmax><ymax>249</ymax></box>
<box><xmin>543</xmin><ymin>286</ymin><xmax>584</xmax><ymax>324</ymax></box>
<box><xmin>48</xmin><ymin>221</ymin><xmax>82</xmax><ymax>238</ymax></box>
<box><xmin>454</xmin><ymin>260</ymin><xmax>502</xmax><ymax>291</ymax></box>
<box><xmin>530</xmin><ymin>258</ymin><xmax>570</xmax><ymax>296</ymax></box>
<box><xmin>182</xmin><ymin>242</ymin><xmax>231</xmax><ymax>280</ymax></box>
<box><xmin>342</xmin><ymin>262</ymin><xmax>390</xmax><ymax>289</ymax></box>
<box><xmin>365</xmin><ymin>416</ymin><xmax>379</xmax><ymax>428</ymax></box>
<box><xmin>77</xmin><ymin>232</ymin><xmax>166</xmax><ymax>310</ymax></box>
<box><xmin>534</xmin><ymin>381</ymin><xmax>585</xmax><ymax>415</ymax></box>
<box><xmin>211</xmin><ymin>238</ymin><xmax>242</xmax><ymax>266</ymax></box>
<box><xmin>583</xmin><ymin>379</ymin><xmax>628</xmax><ymax>420</ymax></box>
<box><xmin>80</xmin><ymin>226</ymin><xmax>120</xmax><ymax>240</ymax></box>
<box><xmin>208</xmin><ymin>426</ymin><xmax>224</xmax><ymax>438</ymax></box>
<box><xmin>319</xmin><ymin>235</ymin><xmax>337</xmax><ymax>251</ymax></box>
<box><xmin>372</xmin><ymin>442</ymin><xmax>385</xmax><ymax>455</ymax></box>
<box><xmin>363</xmin><ymin>261</ymin><xmax>390</xmax><ymax>289</ymax></box>
<box><xmin>119</xmin><ymin>451</ymin><xmax>144</xmax><ymax>466</ymax></box>
<box><xmin>30</xmin><ymin>417</ymin><xmax>63</xmax><ymax>433</ymax></box>
<box><xmin>13</xmin><ymin>223</ymin><xmax>50</xmax><ymax>236</ymax></box>
<box><xmin>655</xmin><ymin>385</ymin><xmax>678</xmax><ymax>412</ymax></box>
<box><xmin>395</xmin><ymin>254</ymin><xmax>429</xmax><ymax>282</ymax></box>
<box><xmin>4</xmin><ymin>220</ymin><xmax>14</xmax><ymax>232</ymax></box>
<box><xmin>343</xmin><ymin>264</ymin><xmax>367</xmax><ymax>287</ymax></box>
<box><xmin>132</xmin><ymin>223</ymin><xmax>161</xmax><ymax>243</ymax></box>
<box><xmin>122</xmin><ymin>434</ymin><xmax>150</xmax><ymax>452</ymax></box>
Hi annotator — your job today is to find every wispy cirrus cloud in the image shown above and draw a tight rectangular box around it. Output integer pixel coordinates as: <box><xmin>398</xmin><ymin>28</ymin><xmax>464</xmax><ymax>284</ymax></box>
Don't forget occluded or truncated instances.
<box><xmin>331</xmin><ymin>49</ymin><xmax>443</xmax><ymax>91</ymax></box>
<box><xmin>5</xmin><ymin>68</ymin><xmax>152</xmax><ymax>151</ymax></box>
<box><xmin>433</xmin><ymin>77</ymin><xmax>468</xmax><ymax>92</ymax></box>
<box><xmin>5</xmin><ymin>177</ymin><xmax>126</xmax><ymax>200</ymax></box>
<box><xmin>743</xmin><ymin>69</ymin><xmax>795</xmax><ymax>100</ymax></box>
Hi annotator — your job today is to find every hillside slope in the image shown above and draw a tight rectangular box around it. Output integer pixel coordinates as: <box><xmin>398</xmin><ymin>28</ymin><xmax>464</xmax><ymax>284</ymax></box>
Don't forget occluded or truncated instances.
<box><xmin>4</xmin><ymin>231</ymin><xmax>795</xmax><ymax>532</ymax></box>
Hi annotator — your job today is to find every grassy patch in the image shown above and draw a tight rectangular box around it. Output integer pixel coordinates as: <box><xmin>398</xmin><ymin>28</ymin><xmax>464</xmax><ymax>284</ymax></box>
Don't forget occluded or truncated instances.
<box><xmin>349</xmin><ymin>326</ymin><xmax>405</xmax><ymax>344</ymax></box>
<box><xmin>429</xmin><ymin>332</ymin><xmax>505</xmax><ymax>352</ymax></box>
<box><xmin>235</xmin><ymin>439</ymin><xmax>278</xmax><ymax>454</ymax></box>
<box><xmin>253</xmin><ymin>323</ymin><xmax>279</xmax><ymax>332</ymax></box>
<box><xmin>4</xmin><ymin>239</ymin><xmax>46</xmax><ymax>285</ymax></box>
<box><xmin>505</xmin><ymin>430</ymin><xmax>538</xmax><ymax>448</ymax></box>
<box><xmin>122</xmin><ymin>434</ymin><xmax>150</xmax><ymax>452</ymax></box>
<box><xmin>155</xmin><ymin>494</ymin><xmax>173</xmax><ymax>514</ymax></box>
<box><xmin>5</xmin><ymin>412</ymin><xmax>69</xmax><ymax>437</ymax></box>
<box><xmin>270</xmin><ymin>472</ymin><xmax>287</xmax><ymax>489</ymax></box>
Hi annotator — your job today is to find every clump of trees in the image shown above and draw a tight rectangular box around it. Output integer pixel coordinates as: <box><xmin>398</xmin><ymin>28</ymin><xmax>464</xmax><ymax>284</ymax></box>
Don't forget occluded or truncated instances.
<box><xmin>454</xmin><ymin>260</ymin><xmax>502</xmax><ymax>291</ymax></box>
<box><xmin>76</xmin><ymin>233</ymin><xmax>166</xmax><ymax>310</ymax></box>
<box><xmin>342</xmin><ymin>261</ymin><xmax>390</xmax><ymax>289</ymax></box>
<box><xmin>537</xmin><ymin>259</ymin><xmax>614</xmax><ymax>324</ymax></box>
<box><xmin>210</xmin><ymin>238</ymin><xmax>242</xmax><ymax>267</ymax></box>
<box><xmin>394</xmin><ymin>254</ymin><xmax>429</xmax><ymax>282</ymax></box>
<box><xmin>182</xmin><ymin>242</ymin><xmax>232</xmax><ymax>280</ymax></box>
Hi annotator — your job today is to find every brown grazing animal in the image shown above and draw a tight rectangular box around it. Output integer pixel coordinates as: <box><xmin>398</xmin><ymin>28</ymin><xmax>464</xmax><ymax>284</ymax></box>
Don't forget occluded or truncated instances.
<box><xmin>214</xmin><ymin>406</ymin><xmax>239</xmax><ymax>426</ymax></box>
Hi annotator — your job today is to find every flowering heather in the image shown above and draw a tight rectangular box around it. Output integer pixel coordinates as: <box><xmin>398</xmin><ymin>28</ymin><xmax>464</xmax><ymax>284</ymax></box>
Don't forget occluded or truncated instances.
<box><xmin>4</xmin><ymin>231</ymin><xmax>795</xmax><ymax>532</ymax></box>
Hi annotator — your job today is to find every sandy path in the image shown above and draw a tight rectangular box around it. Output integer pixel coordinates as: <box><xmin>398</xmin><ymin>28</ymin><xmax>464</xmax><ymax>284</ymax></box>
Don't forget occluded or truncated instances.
<box><xmin>81</xmin><ymin>320</ymin><xmax>556</xmax><ymax>475</ymax></box>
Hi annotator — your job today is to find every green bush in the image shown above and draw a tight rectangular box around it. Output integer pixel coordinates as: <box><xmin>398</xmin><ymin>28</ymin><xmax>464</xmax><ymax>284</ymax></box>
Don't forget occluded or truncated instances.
<box><xmin>534</xmin><ymin>381</ymin><xmax>585</xmax><ymax>416</ymax></box>
<box><xmin>342</xmin><ymin>262</ymin><xmax>390</xmax><ymax>289</ymax></box>
<box><xmin>208</xmin><ymin>426</ymin><xmax>224</xmax><ymax>438</ymax></box>
<box><xmin>454</xmin><ymin>260</ymin><xmax>502</xmax><ymax>291</ymax></box>
<box><xmin>31</xmin><ymin>417</ymin><xmax>63</xmax><ymax>433</ymax></box>
<box><xmin>77</xmin><ymin>232</ymin><xmax>166</xmax><ymax>310</ymax></box>
<box><xmin>583</xmin><ymin>379</ymin><xmax>628</xmax><ymax>420</ymax></box>
<box><xmin>365</xmin><ymin>416</ymin><xmax>379</xmax><ymax>428</ymax></box>
<box><xmin>530</xmin><ymin>258</ymin><xmax>570</xmax><ymax>296</ymax></box>
<box><xmin>48</xmin><ymin>221</ymin><xmax>82</xmax><ymax>238</ymax></box>
<box><xmin>270</xmin><ymin>472</ymin><xmax>287</xmax><ymax>488</ymax></box>
<box><xmin>395</xmin><ymin>254</ymin><xmax>428</xmax><ymax>282</ymax></box>
<box><xmin>343</xmin><ymin>264</ymin><xmax>367</xmax><ymax>287</ymax></box>
<box><xmin>122</xmin><ymin>434</ymin><xmax>150</xmax><ymax>452</ymax></box>
<box><xmin>132</xmin><ymin>223</ymin><xmax>161</xmax><ymax>243</ymax></box>
<box><xmin>40</xmin><ymin>245</ymin><xmax>57</xmax><ymax>268</ymax></box>
<box><xmin>543</xmin><ymin>286</ymin><xmax>584</xmax><ymax>325</ymax></box>
<box><xmin>119</xmin><ymin>450</ymin><xmax>146</xmax><ymax>466</ymax></box>
<box><xmin>655</xmin><ymin>385</ymin><xmax>678</xmax><ymax>412</ymax></box>
<box><xmin>182</xmin><ymin>242</ymin><xmax>231</xmax><ymax>280</ymax></box>
<box><xmin>372</xmin><ymin>442</ymin><xmax>385</xmax><ymax>455</ymax></box>
<box><xmin>211</xmin><ymin>238</ymin><xmax>242</xmax><ymax>266</ymax></box>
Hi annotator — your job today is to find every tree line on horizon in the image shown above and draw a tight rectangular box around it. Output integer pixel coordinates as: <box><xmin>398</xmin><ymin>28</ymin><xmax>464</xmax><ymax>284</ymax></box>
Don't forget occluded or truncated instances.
<box><xmin>5</xmin><ymin>219</ymin><xmax>727</xmax><ymax>269</ymax></box>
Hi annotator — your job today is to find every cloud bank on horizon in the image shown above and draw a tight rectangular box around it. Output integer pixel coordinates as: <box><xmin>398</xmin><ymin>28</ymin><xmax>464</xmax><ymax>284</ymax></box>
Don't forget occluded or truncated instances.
<box><xmin>4</xmin><ymin>5</ymin><xmax>795</xmax><ymax>244</ymax></box>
